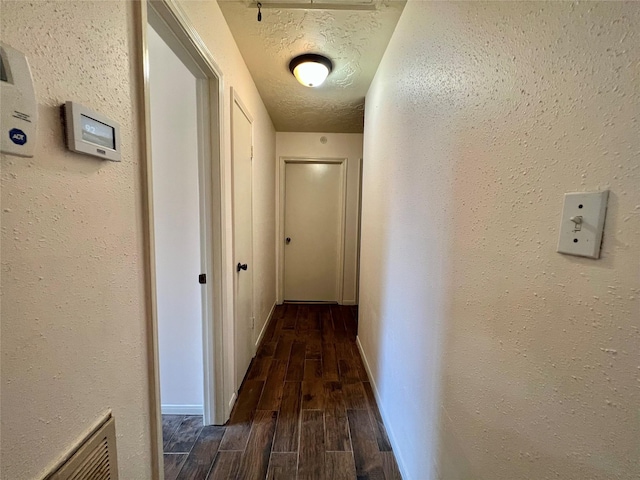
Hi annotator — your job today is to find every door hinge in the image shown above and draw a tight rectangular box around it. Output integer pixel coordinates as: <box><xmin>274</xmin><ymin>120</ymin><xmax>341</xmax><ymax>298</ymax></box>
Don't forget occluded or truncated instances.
<box><xmin>251</xmin><ymin>146</ymin><xmax>254</xmax><ymax>159</ymax></box>
<box><xmin>198</xmin><ymin>273</ymin><xmax>206</xmax><ymax>284</ymax></box>
<box><xmin>251</xmin><ymin>317</ymin><xmax>255</xmax><ymax>329</ymax></box>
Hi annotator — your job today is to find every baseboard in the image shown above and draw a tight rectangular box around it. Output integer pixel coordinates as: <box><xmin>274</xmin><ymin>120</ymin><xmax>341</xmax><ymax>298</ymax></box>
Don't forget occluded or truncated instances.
<box><xmin>161</xmin><ymin>404</ymin><xmax>204</xmax><ymax>416</ymax></box>
<box><xmin>228</xmin><ymin>392</ymin><xmax>237</xmax><ymax>410</ymax></box>
<box><xmin>255</xmin><ymin>301</ymin><xmax>277</xmax><ymax>349</ymax></box>
<box><xmin>356</xmin><ymin>336</ymin><xmax>409</xmax><ymax>480</ymax></box>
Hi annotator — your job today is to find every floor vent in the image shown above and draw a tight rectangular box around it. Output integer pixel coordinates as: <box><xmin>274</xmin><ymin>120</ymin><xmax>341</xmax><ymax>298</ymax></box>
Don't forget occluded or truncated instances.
<box><xmin>46</xmin><ymin>416</ymin><xmax>118</xmax><ymax>480</ymax></box>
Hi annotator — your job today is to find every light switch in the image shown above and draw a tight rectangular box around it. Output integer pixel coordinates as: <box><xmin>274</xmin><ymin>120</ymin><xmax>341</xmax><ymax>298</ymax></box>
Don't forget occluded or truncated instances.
<box><xmin>557</xmin><ymin>191</ymin><xmax>609</xmax><ymax>259</ymax></box>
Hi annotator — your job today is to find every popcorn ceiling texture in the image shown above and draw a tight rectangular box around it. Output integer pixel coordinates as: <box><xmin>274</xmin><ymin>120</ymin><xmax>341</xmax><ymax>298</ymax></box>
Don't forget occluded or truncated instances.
<box><xmin>218</xmin><ymin>0</ymin><xmax>405</xmax><ymax>133</ymax></box>
<box><xmin>359</xmin><ymin>2</ymin><xmax>639</xmax><ymax>479</ymax></box>
<box><xmin>1</xmin><ymin>1</ymin><xmax>152</xmax><ymax>479</ymax></box>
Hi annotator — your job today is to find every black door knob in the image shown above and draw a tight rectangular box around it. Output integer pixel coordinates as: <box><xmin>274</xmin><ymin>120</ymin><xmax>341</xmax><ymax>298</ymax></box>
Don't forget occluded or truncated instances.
<box><xmin>237</xmin><ymin>263</ymin><xmax>248</xmax><ymax>272</ymax></box>
<box><xmin>285</xmin><ymin>237</ymin><xmax>291</xmax><ymax>244</ymax></box>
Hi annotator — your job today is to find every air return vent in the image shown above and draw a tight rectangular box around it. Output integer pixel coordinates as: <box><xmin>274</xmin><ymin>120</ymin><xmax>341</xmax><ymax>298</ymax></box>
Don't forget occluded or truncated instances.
<box><xmin>45</xmin><ymin>415</ymin><xmax>118</xmax><ymax>480</ymax></box>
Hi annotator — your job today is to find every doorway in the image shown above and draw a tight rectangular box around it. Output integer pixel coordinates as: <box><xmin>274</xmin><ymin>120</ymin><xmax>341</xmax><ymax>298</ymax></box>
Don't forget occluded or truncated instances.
<box><xmin>231</xmin><ymin>90</ymin><xmax>254</xmax><ymax>392</ymax></box>
<box><xmin>148</xmin><ymin>21</ymin><xmax>204</xmax><ymax>419</ymax></box>
<box><xmin>141</xmin><ymin>0</ymin><xmax>229</xmax><ymax>454</ymax></box>
<box><xmin>280</xmin><ymin>158</ymin><xmax>347</xmax><ymax>302</ymax></box>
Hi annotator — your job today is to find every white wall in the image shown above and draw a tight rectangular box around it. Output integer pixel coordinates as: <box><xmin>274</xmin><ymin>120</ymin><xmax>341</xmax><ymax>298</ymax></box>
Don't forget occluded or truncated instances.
<box><xmin>0</xmin><ymin>1</ymin><xmax>152</xmax><ymax>478</ymax></box>
<box><xmin>148</xmin><ymin>24</ymin><xmax>203</xmax><ymax>414</ymax></box>
<box><xmin>177</xmin><ymin>0</ymin><xmax>277</xmax><ymax>400</ymax></box>
<box><xmin>360</xmin><ymin>2</ymin><xmax>640</xmax><ymax>480</ymax></box>
<box><xmin>276</xmin><ymin>132</ymin><xmax>363</xmax><ymax>304</ymax></box>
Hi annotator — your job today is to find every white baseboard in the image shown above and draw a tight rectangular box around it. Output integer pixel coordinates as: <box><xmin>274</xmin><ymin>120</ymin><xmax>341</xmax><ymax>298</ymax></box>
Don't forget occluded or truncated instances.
<box><xmin>255</xmin><ymin>301</ymin><xmax>277</xmax><ymax>349</ymax></box>
<box><xmin>161</xmin><ymin>404</ymin><xmax>204</xmax><ymax>416</ymax></box>
<box><xmin>356</xmin><ymin>336</ymin><xmax>409</xmax><ymax>480</ymax></box>
<box><xmin>228</xmin><ymin>392</ymin><xmax>237</xmax><ymax>410</ymax></box>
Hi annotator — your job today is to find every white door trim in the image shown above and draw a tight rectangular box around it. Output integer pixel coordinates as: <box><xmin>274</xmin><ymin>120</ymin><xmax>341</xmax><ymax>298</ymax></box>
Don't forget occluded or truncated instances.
<box><xmin>230</xmin><ymin>88</ymin><xmax>255</xmax><ymax>391</ymax></box>
<box><xmin>277</xmin><ymin>157</ymin><xmax>348</xmax><ymax>304</ymax></box>
<box><xmin>138</xmin><ymin>1</ymin><xmax>230</xmax><ymax>475</ymax></box>
<box><xmin>355</xmin><ymin>157</ymin><xmax>364</xmax><ymax>305</ymax></box>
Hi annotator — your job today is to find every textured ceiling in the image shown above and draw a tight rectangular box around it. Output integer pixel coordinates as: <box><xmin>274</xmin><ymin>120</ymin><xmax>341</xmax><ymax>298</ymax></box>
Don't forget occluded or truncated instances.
<box><xmin>218</xmin><ymin>0</ymin><xmax>406</xmax><ymax>133</ymax></box>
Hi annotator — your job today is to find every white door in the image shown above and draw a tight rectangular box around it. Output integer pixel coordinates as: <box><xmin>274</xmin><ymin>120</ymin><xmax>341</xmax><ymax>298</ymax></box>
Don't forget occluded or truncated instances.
<box><xmin>232</xmin><ymin>94</ymin><xmax>254</xmax><ymax>390</ymax></box>
<box><xmin>284</xmin><ymin>161</ymin><xmax>345</xmax><ymax>302</ymax></box>
<box><xmin>148</xmin><ymin>24</ymin><xmax>204</xmax><ymax>415</ymax></box>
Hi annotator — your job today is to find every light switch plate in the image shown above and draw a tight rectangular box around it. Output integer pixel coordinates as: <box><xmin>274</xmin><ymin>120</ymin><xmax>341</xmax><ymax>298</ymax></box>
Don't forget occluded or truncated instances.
<box><xmin>557</xmin><ymin>191</ymin><xmax>609</xmax><ymax>259</ymax></box>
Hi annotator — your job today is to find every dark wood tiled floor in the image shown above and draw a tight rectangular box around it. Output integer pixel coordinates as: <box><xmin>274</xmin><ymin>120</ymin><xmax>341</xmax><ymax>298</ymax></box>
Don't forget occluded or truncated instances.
<box><xmin>162</xmin><ymin>304</ymin><xmax>402</xmax><ymax>480</ymax></box>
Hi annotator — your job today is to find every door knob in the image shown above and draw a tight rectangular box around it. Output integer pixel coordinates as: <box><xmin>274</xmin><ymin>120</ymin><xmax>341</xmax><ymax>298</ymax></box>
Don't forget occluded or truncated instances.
<box><xmin>285</xmin><ymin>237</ymin><xmax>291</xmax><ymax>244</ymax></box>
<box><xmin>237</xmin><ymin>263</ymin><xmax>248</xmax><ymax>272</ymax></box>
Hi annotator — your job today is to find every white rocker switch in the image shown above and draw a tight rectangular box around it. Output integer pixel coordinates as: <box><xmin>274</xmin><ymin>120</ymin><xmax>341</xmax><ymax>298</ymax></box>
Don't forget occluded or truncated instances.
<box><xmin>557</xmin><ymin>191</ymin><xmax>609</xmax><ymax>259</ymax></box>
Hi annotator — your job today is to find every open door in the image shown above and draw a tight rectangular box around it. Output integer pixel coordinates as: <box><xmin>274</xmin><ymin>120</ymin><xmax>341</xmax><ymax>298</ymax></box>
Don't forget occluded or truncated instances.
<box><xmin>148</xmin><ymin>22</ymin><xmax>206</xmax><ymax>419</ymax></box>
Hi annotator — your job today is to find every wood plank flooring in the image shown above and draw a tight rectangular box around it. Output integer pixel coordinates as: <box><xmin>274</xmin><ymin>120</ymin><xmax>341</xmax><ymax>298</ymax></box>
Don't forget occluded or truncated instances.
<box><xmin>162</xmin><ymin>304</ymin><xmax>401</xmax><ymax>480</ymax></box>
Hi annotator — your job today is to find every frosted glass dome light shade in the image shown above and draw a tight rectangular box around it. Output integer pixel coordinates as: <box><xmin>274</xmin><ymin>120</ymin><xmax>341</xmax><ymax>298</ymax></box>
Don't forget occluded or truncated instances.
<box><xmin>293</xmin><ymin>62</ymin><xmax>328</xmax><ymax>87</ymax></box>
<box><xmin>289</xmin><ymin>54</ymin><xmax>333</xmax><ymax>88</ymax></box>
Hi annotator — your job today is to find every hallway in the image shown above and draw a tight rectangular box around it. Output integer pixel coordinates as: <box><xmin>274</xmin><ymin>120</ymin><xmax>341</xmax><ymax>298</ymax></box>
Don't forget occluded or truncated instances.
<box><xmin>162</xmin><ymin>304</ymin><xmax>401</xmax><ymax>479</ymax></box>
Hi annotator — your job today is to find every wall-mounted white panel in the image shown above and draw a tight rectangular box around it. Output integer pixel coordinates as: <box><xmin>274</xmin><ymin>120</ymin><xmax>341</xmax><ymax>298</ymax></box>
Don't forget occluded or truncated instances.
<box><xmin>557</xmin><ymin>191</ymin><xmax>608</xmax><ymax>259</ymax></box>
<box><xmin>0</xmin><ymin>42</ymin><xmax>37</xmax><ymax>158</ymax></box>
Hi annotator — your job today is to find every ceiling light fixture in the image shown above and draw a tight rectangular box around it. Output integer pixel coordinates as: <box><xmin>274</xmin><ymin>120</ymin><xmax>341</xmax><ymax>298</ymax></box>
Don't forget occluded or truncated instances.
<box><xmin>289</xmin><ymin>54</ymin><xmax>333</xmax><ymax>88</ymax></box>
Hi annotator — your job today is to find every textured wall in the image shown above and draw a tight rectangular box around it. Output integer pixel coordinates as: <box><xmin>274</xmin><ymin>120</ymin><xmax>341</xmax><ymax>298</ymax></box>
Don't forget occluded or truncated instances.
<box><xmin>0</xmin><ymin>1</ymin><xmax>152</xmax><ymax>479</ymax></box>
<box><xmin>276</xmin><ymin>132</ymin><xmax>363</xmax><ymax>304</ymax></box>
<box><xmin>359</xmin><ymin>2</ymin><xmax>640</xmax><ymax>480</ymax></box>
<box><xmin>177</xmin><ymin>0</ymin><xmax>278</xmax><ymax>398</ymax></box>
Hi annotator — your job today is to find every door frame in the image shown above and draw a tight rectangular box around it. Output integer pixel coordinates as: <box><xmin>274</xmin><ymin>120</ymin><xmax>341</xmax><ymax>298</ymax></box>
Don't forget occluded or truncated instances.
<box><xmin>230</xmin><ymin>88</ymin><xmax>255</xmax><ymax>392</ymax></box>
<box><xmin>138</xmin><ymin>0</ymin><xmax>229</xmax><ymax>475</ymax></box>
<box><xmin>277</xmin><ymin>157</ymin><xmax>348</xmax><ymax>304</ymax></box>
<box><xmin>355</xmin><ymin>157</ymin><xmax>364</xmax><ymax>304</ymax></box>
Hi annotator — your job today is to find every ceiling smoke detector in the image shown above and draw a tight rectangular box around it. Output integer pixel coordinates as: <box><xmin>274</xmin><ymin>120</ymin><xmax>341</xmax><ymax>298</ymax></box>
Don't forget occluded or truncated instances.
<box><xmin>289</xmin><ymin>54</ymin><xmax>333</xmax><ymax>87</ymax></box>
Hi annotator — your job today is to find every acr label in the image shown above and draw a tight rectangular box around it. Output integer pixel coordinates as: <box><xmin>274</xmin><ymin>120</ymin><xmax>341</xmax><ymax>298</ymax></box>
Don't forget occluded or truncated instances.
<box><xmin>9</xmin><ymin>128</ymin><xmax>27</xmax><ymax>145</ymax></box>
